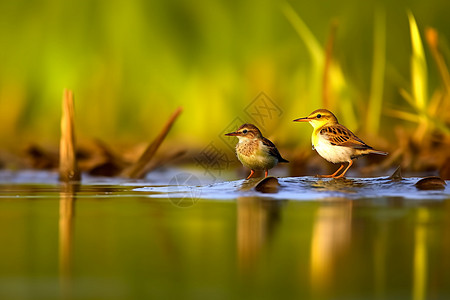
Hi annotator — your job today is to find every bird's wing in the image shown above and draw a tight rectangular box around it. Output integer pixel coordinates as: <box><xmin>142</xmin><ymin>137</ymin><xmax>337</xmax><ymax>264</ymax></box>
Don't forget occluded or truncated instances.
<box><xmin>319</xmin><ymin>124</ymin><xmax>373</xmax><ymax>150</ymax></box>
<box><xmin>262</xmin><ymin>137</ymin><xmax>289</xmax><ymax>162</ymax></box>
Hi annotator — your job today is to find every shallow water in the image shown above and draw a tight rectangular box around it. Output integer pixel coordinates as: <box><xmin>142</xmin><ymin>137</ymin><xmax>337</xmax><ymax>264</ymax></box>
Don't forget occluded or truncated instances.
<box><xmin>0</xmin><ymin>170</ymin><xmax>449</xmax><ymax>300</ymax></box>
<box><xmin>140</xmin><ymin>175</ymin><xmax>450</xmax><ymax>201</ymax></box>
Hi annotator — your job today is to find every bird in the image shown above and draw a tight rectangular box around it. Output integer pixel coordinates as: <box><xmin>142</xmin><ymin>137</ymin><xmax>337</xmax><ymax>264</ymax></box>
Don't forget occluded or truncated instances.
<box><xmin>225</xmin><ymin>123</ymin><xmax>289</xmax><ymax>179</ymax></box>
<box><xmin>293</xmin><ymin>109</ymin><xmax>387</xmax><ymax>178</ymax></box>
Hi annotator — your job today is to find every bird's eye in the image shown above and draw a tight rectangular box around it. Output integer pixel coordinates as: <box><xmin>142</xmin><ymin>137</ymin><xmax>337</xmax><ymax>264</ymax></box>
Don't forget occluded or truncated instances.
<box><xmin>243</xmin><ymin>129</ymin><xmax>248</xmax><ymax>134</ymax></box>
<box><xmin>317</xmin><ymin>114</ymin><xmax>322</xmax><ymax>119</ymax></box>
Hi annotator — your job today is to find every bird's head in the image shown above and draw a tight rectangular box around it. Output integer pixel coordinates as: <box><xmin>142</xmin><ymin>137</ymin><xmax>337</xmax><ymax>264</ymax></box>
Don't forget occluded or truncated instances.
<box><xmin>293</xmin><ymin>109</ymin><xmax>338</xmax><ymax>129</ymax></box>
<box><xmin>225</xmin><ymin>123</ymin><xmax>262</xmax><ymax>141</ymax></box>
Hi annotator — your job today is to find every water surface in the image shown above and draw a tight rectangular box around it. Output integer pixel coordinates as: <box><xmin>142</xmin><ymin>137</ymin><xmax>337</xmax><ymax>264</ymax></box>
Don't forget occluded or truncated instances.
<box><xmin>0</xmin><ymin>170</ymin><xmax>449</xmax><ymax>300</ymax></box>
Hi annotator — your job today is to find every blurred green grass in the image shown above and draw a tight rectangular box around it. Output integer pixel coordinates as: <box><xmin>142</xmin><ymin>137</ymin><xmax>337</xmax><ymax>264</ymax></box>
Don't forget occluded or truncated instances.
<box><xmin>0</xmin><ymin>0</ymin><xmax>449</xmax><ymax>151</ymax></box>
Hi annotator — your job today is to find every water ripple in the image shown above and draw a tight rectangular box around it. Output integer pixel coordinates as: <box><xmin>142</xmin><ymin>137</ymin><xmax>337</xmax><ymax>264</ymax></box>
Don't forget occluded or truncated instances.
<box><xmin>136</xmin><ymin>176</ymin><xmax>450</xmax><ymax>201</ymax></box>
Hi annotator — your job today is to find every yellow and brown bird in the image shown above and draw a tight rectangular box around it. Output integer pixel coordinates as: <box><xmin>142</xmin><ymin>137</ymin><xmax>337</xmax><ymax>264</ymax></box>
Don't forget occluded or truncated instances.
<box><xmin>225</xmin><ymin>123</ymin><xmax>289</xmax><ymax>179</ymax></box>
<box><xmin>294</xmin><ymin>109</ymin><xmax>387</xmax><ymax>178</ymax></box>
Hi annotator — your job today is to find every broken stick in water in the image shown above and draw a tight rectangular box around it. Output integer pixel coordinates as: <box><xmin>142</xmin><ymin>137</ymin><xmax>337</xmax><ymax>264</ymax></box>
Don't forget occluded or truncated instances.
<box><xmin>59</xmin><ymin>89</ymin><xmax>81</xmax><ymax>182</ymax></box>
<box><xmin>121</xmin><ymin>107</ymin><xmax>183</xmax><ymax>179</ymax></box>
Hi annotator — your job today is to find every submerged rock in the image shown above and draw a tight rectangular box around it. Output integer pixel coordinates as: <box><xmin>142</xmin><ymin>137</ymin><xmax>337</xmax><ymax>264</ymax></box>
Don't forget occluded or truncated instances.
<box><xmin>415</xmin><ymin>176</ymin><xmax>446</xmax><ymax>190</ymax></box>
<box><xmin>255</xmin><ymin>177</ymin><xmax>280</xmax><ymax>193</ymax></box>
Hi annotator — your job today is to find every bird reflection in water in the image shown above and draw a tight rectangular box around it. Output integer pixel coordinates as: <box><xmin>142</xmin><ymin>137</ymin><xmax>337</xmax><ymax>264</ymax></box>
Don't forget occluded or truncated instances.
<box><xmin>309</xmin><ymin>198</ymin><xmax>352</xmax><ymax>297</ymax></box>
<box><xmin>236</xmin><ymin>196</ymin><xmax>285</xmax><ymax>274</ymax></box>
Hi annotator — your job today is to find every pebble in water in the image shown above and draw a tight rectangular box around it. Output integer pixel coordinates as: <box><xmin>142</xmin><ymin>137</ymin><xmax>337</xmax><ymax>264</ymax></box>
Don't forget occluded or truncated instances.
<box><xmin>255</xmin><ymin>177</ymin><xmax>280</xmax><ymax>193</ymax></box>
<box><xmin>415</xmin><ymin>176</ymin><xmax>446</xmax><ymax>190</ymax></box>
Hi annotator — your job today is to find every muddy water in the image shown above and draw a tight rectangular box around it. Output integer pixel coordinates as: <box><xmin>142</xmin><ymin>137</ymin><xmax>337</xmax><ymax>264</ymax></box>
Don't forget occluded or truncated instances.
<box><xmin>0</xmin><ymin>170</ymin><xmax>449</xmax><ymax>300</ymax></box>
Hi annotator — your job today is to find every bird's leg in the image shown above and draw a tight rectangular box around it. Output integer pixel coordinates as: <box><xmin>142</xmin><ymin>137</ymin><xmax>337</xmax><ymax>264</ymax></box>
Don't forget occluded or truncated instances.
<box><xmin>318</xmin><ymin>164</ymin><xmax>344</xmax><ymax>178</ymax></box>
<box><xmin>265</xmin><ymin>170</ymin><xmax>269</xmax><ymax>177</ymax></box>
<box><xmin>333</xmin><ymin>160</ymin><xmax>353</xmax><ymax>178</ymax></box>
<box><xmin>246</xmin><ymin>170</ymin><xmax>255</xmax><ymax>180</ymax></box>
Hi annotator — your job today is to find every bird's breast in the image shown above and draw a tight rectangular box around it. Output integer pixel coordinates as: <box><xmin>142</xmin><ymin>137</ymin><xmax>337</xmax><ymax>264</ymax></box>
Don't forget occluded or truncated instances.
<box><xmin>236</xmin><ymin>140</ymin><xmax>277</xmax><ymax>170</ymax></box>
<box><xmin>315</xmin><ymin>135</ymin><xmax>354</xmax><ymax>163</ymax></box>
<box><xmin>236</xmin><ymin>139</ymin><xmax>258</xmax><ymax>156</ymax></box>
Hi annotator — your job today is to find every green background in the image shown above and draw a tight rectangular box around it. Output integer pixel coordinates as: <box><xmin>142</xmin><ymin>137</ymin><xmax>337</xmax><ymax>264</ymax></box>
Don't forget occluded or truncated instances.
<box><xmin>0</xmin><ymin>0</ymin><xmax>449</xmax><ymax>150</ymax></box>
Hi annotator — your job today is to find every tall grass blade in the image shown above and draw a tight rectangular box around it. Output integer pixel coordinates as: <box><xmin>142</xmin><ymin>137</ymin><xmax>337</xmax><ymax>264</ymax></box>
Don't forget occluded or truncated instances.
<box><xmin>425</xmin><ymin>28</ymin><xmax>450</xmax><ymax>93</ymax></box>
<box><xmin>322</xmin><ymin>20</ymin><xmax>338</xmax><ymax>109</ymax></box>
<box><xmin>367</xmin><ymin>8</ymin><xmax>386</xmax><ymax>135</ymax></box>
<box><xmin>408</xmin><ymin>11</ymin><xmax>429</xmax><ymax>143</ymax></box>
<box><xmin>282</xmin><ymin>2</ymin><xmax>323</xmax><ymax>66</ymax></box>
<box><xmin>425</xmin><ymin>28</ymin><xmax>450</xmax><ymax>129</ymax></box>
<box><xmin>408</xmin><ymin>11</ymin><xmax>428</xmax><ymax>110</ymax></box>
<box><xmin>282</xmin><ymin>2</ymin><xmax>357</xmax><ymax>129</ymax></box>
<box><xmin>386</xmin><ymin>108</ymin><xmax>450</xmax><ymax>134</ymax></box>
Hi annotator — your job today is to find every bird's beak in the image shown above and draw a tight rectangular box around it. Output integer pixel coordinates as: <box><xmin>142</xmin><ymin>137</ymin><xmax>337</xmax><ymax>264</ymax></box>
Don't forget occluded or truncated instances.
<box><xmin>225</xmin><ymin>131</ymin><xmax>240</xmax><ymax>136</ymax></box>
<box><xmin>293</xmin><ymin>117</ymin><xmax>309</xmax><ymax>122</ymax></box>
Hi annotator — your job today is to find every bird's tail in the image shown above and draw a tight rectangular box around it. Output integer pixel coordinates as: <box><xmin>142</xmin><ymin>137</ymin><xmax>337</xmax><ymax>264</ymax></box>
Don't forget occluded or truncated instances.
<box><xmin>279</xmin><ymin>157</ymin><xmax>289</xmax><ymax>163</ymax></box>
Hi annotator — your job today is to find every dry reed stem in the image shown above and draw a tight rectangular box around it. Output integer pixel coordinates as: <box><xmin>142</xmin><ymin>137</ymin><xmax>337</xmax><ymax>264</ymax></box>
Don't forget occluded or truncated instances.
<box><xmin>59</xmin><ymin>89</ymin><xmax>81</xmax><ymax>182</ymax></box>
<box><xmin>121</xmin><ymin>106</ymin><xmax>183</xmax><ymax>179</ymax></box>
<box><xmin>425</xmin><ymin>28</ymin><xmax>450</xmax><ymax>93</ymax></box>
<box><xmin>135</xmin><ymin>149</ymin><xmax>186</xmax><ymax>177</ymax></box>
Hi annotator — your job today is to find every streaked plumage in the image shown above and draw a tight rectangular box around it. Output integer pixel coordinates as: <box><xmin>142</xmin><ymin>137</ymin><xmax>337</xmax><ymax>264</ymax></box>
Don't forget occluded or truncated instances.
<box><xmin>294</xmin><ymin>109</ymin><xmax>387</xmax><ymax>178</ymax></box>
<box><xmin>225</xmin><ymin>123</ymin><xmax>288</xmax><ymax>179</ymax></box>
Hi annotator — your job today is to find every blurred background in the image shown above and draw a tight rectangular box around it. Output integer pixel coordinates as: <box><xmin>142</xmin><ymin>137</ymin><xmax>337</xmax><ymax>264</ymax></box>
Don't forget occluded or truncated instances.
<box><xmin>0</xmin><ymin>0</ymin><xmax>449</xmax><ymax>174</ymax></box>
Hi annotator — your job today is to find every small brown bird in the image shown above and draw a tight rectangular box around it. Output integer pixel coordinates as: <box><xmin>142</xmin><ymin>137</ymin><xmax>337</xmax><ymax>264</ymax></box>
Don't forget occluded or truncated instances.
<box><xmin>225</xmin><ymin>123</ymin><xmax>289</xmax><ymax>179</ymax></box>
<box><xmin>294</xmin><ymin>109</ymin><xmax>388</xmax><ymax>178</ymax></box>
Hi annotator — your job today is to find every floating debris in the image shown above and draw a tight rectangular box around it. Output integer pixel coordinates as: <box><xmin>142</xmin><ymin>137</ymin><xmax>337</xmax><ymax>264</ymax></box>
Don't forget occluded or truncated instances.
<box><xmin>25</xmin><ymin>144</ymin><xmax>58</xmax><ymax>169</ymax></box>
<box><xmin>255</xmin><ymin>177</ymin><xmax>280</xmax><ymax>193</ymax></box>
<box><xmin>77</xmin><ymin>139</ymin><xmax>128</xmax><ymax>177</ymax></box>
<box><xmin>415</xmin><ymin>176</ymin><xmax>446</xmax><ymax>190</ymax></box>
